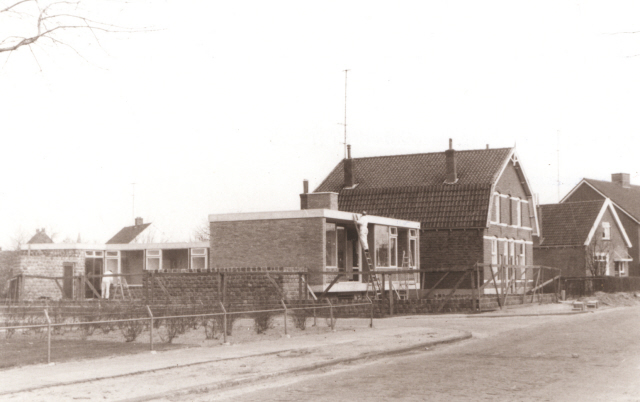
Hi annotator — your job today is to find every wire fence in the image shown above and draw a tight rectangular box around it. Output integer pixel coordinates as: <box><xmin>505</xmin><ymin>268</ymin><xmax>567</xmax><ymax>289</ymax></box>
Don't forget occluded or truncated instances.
<box><xmin>0</xmin><ymin>298</ymin><xmax>374</xmax><ymax>368</ymax></box>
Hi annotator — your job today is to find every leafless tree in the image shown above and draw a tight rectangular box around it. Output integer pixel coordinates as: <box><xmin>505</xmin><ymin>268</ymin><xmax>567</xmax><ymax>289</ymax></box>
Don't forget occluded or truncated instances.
<box><xmin>191</xmin><ymin>219</ymin><xmax>210</xmax><ymax>242</ymax></box>
<box><xmin>585</xmin><ymin>239</ymin><xmax>613</xmax><ymax>277</ymax></box>
<box><xmin>0</xmin><ymin>0</ymin><xmax>144</xmax><ymax>65</ymax></box>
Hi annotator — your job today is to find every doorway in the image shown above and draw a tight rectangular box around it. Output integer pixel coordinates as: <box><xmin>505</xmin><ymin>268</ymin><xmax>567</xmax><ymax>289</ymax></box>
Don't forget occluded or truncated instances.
<box><xmin>85</xmin><ymin>253</ymin><xmax>104</xmax><ymax>298</ymax></box>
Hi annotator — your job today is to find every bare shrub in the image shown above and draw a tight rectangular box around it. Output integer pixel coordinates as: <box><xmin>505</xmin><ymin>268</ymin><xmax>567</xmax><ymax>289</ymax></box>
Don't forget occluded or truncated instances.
<box><xmin>291</xmin><ymin>308</ymin><xmax>309</xmax><ymax>330</ymax></box>
<box><xmin>160</xmin><ymin>317</ymin><xmax>181</xmax><ymax>343</ymax></box>
<box><xmin>203</xmin><ymin>317</ymin><xmax>220</xmax><ymax>340</ymax></box>
<box><xmin>119</xmin><ymin>314</ymin><xmax>144</xmax><ymax>342</ymax></box>
<box><xmin>253</xmin><ymin>311</ymin><xmax>274</xmax><ymax>334</ymax></box>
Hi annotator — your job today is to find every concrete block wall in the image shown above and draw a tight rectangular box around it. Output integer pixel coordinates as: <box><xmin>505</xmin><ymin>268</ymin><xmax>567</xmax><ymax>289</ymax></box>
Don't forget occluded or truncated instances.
<box><xmin>143</xmin><ymin>267</ymin><xmax>307</xmax><ymax>306</ymax></box>
<box><xmin>15</xmin><ymin>250</ymin><xmax>85</xmax><ymax>300</ymax></box>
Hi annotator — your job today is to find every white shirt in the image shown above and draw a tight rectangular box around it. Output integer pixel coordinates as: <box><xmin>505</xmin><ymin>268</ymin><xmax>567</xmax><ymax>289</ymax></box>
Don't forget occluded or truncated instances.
<box><xmin>358</xmin><ymin>215</ymin><xmax>369</xmax><ymax>234</ymax></box>
<box><xmin>102</xmin><ymin>271</ymin><xmax>114</xmax><ymax>284</ymax></box>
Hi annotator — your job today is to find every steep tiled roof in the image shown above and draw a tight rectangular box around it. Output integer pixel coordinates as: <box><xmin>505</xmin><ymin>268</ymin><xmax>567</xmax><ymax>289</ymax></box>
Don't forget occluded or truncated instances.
<box><xmin>315</xmin><ymin>147</ymin><xmax>513</xmax><ymax>228</ymax></box>
<box><xmin>315</xmin><ymin>148</ymin><xmax>513</xmax><ymax>193</ymax></box>
<box><xmin>27</xmin><ymin>230</ymin><xmax>53</xmax><ymax>244</ymax></box>
<box><xmin>106</xmin><ymin>223</ymin><xmax>151</xmax><ymax>244</ymax></box>
<box><xmin>338</xmin><ymin>184</ymin><xmax>492</xmax><ymax>228</ymax></box>
<box><xmin>583</xmin><ymin>179</ymin><xmax>640</xmax><ymax>221</ymax></box>
<box><xmin>537</xmin><ymin>200</ymin><xmax>605</xmax><ymax>246</ymax></box>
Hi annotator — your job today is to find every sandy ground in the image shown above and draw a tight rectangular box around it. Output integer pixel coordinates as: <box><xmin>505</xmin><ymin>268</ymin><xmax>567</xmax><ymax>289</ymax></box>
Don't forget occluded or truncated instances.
<box><xmin>2</xmin><ymin>295</ymin><xmax>640</xmax><ymax>401</ymax></box>
<box><xmin>209</xmin><ymin>305</ymin><xmax>640</xmax><ymax>402</ymax></box>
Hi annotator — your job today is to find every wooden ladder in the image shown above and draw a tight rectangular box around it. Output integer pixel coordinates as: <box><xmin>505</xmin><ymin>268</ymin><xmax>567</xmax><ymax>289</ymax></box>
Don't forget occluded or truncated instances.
<box><xmin>353</xmin><ymin>214</ymin><xmax>382</xmax><ymax>298</ymax></box>
<box><xmin>115</xmin><ymin>277</ymin><xmax>132</xmax><ymax>301</ymax></box>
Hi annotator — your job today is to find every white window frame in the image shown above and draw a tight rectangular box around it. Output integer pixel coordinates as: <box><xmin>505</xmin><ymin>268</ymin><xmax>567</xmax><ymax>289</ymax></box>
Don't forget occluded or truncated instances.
<box><xmin>105</xmin><ymin>250</ymin><xmax>120</xmax><ymax>275</ymax></box>
<box><xmin>516</xmin><ymin>199</ymin><xmax>522</xmax><ymax>227</ymax></box>
<box><xmin>491</xmin><ymin>238</ymin><xmax>498</xmax><ymax>266</ymax></box>
<box><xmin>602</xmin><ymin>222</ymin><xmax>611</xmax><ymax>240</ymax></box>
<box><xmin>508</xmin><ymin>240</ymin><xmax>515</xmax><ymax>265</ymax></box>
<box><xmin>518</xmin><ymin>242</ymin><xmax>526</xmax><ymax>266</ymax></box>
<box><xmin>493</xmin><ymin>193</ymin><xmax>500</xmax><ymax>223</ymax></box>
<box><xmin>594</xmin><ymin>252</ymin><xmax>609</xmax><ymax>276</ymax></box>
<box><xmin>146</xmin><ymin>249</ymin><xmax>162</xmax><ymax>271</ymax></box>
<box><xmin>389</xmin><ymin>227</ymin><xmax>398</xmax><ymax>267</ymax></box>
<box><xmin>501</xmin><ymin>240</ymin><xmax>508</xmax><ymax>265</ymax></box>
<box><xmin>190</xmin><ymin>248</ymin><xmax>208</xmax><ymax>270</ymax></box>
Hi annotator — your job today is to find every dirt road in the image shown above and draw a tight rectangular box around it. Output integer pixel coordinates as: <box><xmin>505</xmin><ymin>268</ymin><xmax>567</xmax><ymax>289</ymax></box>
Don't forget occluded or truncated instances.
<box><xmin>195</xmin><ymin>306</ymin><xmax>640</xmax><ymax>402</ymax></box>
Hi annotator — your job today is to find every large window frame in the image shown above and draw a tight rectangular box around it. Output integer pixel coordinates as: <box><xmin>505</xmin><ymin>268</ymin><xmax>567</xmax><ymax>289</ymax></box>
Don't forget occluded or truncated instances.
<box><xmin>146</xmin><ymin>249</ymin><xmax>162</xmax><ymax>271</ymax></box>
<box><xmin>190</xmin><ymin>248</ymin><xmax>207</xmax><ymax>270</ymax></box>
<box><xmin>389</xmin><ymin>227</ymin><xmax>398</xmax><ymax>267</ymax></box>
<box><xmin>602</xmin><ymin>222</ymin><xmax>611</xmax><ymax>240</ymax></box>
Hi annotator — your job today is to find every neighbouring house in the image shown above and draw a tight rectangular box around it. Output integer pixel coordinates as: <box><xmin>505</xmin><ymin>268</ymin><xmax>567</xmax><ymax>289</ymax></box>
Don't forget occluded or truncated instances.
<box><xmin>5</xmin><ymin>218</ymin><xmax>209</xmax><ymax>300</ymax></box>
<box><xmin>534</xmin><ymin>198</ymin><xmax>632</xmax><ymax>277</ymax></box>
<box><xmin>208</xmin><ymin>203</ymin><xmax>421</xmax><ymax>295</ymax></box>
<box><xmin>313</xmin><ymin>141</ymin><xmax>540</xmax><ymax>293</ymax></box>
<box><xmin>561</xmin><ymin>173</ymin><xmax>640</xmax><ymax>276</ymax></box>
<box><xmin>27</xmin><ymin>228</ymin><xmax>54</xmax><ymax>244</ymax></box>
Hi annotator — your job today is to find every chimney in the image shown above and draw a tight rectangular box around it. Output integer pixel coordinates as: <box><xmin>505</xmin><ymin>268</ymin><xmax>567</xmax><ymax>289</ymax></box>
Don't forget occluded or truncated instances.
<box><xmin>344</xmin><ymin>145</ymin><xmax>354</xmax><ymax>188</ymax></box>
<box><xmin>444</xmin><ymin>138</ymin><xmax>458</xmax><ymax>184</ymax></box>
<box><xmin>300</xmin><ymin>180</ymin><xmax>309</xmax><ymax>209</ymax></box>
<box><xmin>135</xmin><ymin>217</ymin><xmax>143</xmax><ymax>226</ymax></box>
<box><xmin>612</xmin><ymin>173</ymin><xmax>630</xmax><ymax>188</ymax></box>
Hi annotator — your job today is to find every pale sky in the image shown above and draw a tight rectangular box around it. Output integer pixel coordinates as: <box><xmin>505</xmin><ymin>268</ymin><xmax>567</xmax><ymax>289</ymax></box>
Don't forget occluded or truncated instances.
<box><xmin>2</xmin><ymin>1</ymin><xmax>640</xmax><ymax>248</ymax></box>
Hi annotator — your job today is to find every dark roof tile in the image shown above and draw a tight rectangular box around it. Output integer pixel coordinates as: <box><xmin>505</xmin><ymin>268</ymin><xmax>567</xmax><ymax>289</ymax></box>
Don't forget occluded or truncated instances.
<box><xmin>106</xmin><ymin>223</ymin><xmax>151</xmax><ymax>244</ymax></box>
<box><xmin>583</xmin><ymin>178</ymin><xmax>640</xmax><ymax>221</ymax></box>
<box><xmin>537</xmin><ymin>200</ymin><xmax>605</xmax><ymax>246</ymax></box>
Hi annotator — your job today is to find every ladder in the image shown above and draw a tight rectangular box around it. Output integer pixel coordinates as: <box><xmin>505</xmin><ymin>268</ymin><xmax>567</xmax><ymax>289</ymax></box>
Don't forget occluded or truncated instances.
<box><xmin>353</xmin><ymin>214</ymin><xmax>382</xmax><ymax>298</ymax></box>
<box><xmin>115</xmin><ymin>276</ymin><xmax>132</xmax><ymax>301</ymax></box>
<box><xmin>400</xmin><ymin>251</ymin><xmax>419</xmax><ymax>299</ymax></box>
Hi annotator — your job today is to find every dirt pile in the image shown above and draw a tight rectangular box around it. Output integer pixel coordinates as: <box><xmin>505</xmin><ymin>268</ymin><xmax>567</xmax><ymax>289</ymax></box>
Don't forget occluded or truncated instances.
<box><xmin>581</xmin><ymin>292</ymin><xmax>640</xmax><ymax>307</ymax></box>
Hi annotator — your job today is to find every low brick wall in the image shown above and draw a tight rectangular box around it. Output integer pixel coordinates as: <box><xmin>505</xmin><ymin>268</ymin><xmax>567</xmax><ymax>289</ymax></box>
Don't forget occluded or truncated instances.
<box><xmin>143</xmin><ymin>267</ymin><xmax>307</xmax><ymax>306</ymax></box>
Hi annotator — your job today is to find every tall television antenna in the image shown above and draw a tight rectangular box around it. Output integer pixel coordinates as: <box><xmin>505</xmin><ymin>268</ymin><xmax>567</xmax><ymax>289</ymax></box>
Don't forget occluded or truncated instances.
<box><xmin>557</xmin><ymin>131</ymin><xmax>561</xmax><ymax>202</ymax></box>
<box><xmin>131</xmin><ymin>182</ymin><xmax>136</xmax><ymax>222</ymax></box>
<box><xmin>341</xmin><ymin>69</ymin><xmax>349</xmax><ymax>158</ymax></box>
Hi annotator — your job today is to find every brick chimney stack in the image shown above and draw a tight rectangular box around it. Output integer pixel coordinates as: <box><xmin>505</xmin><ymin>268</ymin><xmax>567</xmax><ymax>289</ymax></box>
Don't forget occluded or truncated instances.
<box><xmin>344</xmin><ymin>145</ymin><xmax>354</xmax><ymax>188</ymax></box>
<box><xmin>135</xmin><ymin>217</ymin><xmax>143</xmax><ymax>226</ymax></box>
<box><xmin>444</xmin><ymin>138</ymin><xmax>458</xmax><ymax>184</ymax></box>
<box><xmin>612</xmin><ymin>173</ymin><xmax>631</xmax><ymax>188</ymax></box>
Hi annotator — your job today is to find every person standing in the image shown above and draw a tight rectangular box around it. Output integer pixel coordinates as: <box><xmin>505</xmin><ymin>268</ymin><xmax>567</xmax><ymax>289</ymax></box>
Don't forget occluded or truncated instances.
<box><xmin>101</xmin><ymin>270</ymin><xmax>113</xmax><ymax>299</ymax></box>
<box><xmin>357</xmin><ymin>211</ymin><xmax>370</xmax><ymax>252</ymax></box>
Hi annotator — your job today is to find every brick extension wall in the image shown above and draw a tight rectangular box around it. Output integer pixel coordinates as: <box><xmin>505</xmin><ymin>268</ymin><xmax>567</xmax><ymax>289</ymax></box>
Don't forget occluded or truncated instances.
<box><xmin>143</xmin><ymin>267</ymin><xmax>306</xmax><ymax>306</ymax></box>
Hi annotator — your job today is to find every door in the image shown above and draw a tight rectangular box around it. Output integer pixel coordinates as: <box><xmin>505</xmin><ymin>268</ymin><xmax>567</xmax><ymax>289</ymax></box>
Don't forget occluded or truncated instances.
<box><xmin>85</xmin><ymin>257</ymin><xmax>103</xmax><ymax>298</ymax></box>
<box><xmin>63</xmin><ymin>263</ymin><xmax>74</xmax><ymax>299</ymax></box>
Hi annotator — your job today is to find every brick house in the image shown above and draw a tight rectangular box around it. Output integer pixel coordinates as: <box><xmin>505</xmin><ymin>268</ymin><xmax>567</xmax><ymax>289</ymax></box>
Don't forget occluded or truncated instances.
<box><xmin>313</xmin><ymin>141</ymin><xmax>540</xmax><ymax>293</ymax></box>
<box><xmin>534</xmin><ymin>198</ymin><xmax>632</xmax><ymax>277</ymax></box>
<box><xmin>561</xmin><ymin>173</ymin><xmax>640</xmax><ymax>277</ymax></box>
<box><xmin>208</xmin><ymin>201</ymin><xmax>421</xmax><ymax>294</ymax></box>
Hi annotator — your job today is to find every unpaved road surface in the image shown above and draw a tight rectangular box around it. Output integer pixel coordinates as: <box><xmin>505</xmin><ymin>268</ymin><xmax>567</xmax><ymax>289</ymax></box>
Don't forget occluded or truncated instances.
<box><xmin>191</xmin><ymin>307</ymin><xmax>640</xmax><ymax>402</ymax></box>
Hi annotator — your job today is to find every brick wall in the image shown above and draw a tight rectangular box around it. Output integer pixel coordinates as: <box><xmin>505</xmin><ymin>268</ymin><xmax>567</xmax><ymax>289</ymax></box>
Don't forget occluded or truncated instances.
<box><xmin>533</xmin><ymin>246</ymin><xmax>585</xmax><ymax>277</ymax></box>
<box><xmin>143</xmin><ymin>267</ymin><xmax>307</xmax><ymax>306</ymax></box>
<box><xmin>210</xmin><ymin>218</ymin><xmax>325</xmax><ymax>285</ymax></box>
<box><xmin>0</xmin><ymin>251</ymin><xmax>20</xmax><ymax>297</ymax></box>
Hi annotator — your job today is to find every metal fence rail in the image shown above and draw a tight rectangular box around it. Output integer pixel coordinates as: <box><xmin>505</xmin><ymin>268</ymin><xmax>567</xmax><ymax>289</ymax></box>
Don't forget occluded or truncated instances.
<box><xmin>0</xmin><ymin>298</ymin><xmax>374</xmax><ymax>366</ymax></box>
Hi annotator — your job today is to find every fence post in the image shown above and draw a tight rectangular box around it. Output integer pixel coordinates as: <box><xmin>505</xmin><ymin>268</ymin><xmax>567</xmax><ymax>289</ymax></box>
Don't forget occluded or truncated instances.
<box><xmin>146</xmin><ymin>305</ymin><xmax>154</xmax><ymax>351</ymax></box>
<box><xmin>366</xmin><ymin>295</ymin><xmax>373</xmax><ymax>328</ymax></box>
<box><xmin>313</xmin><ymin>299</ymin><xmax>317</xmax><ymax>327</ymax></box>
<box><xmin>219</xmin><ymin>301</ymin><xmax>228</xmax><ymax>344</ymax></box>
<box><xmin>387</xmin><ymin>274</ymin><xmax>393</xmax><ymax>317</ymax></box>
<box><xmin>44</xmin><ymin>309</ymin><xmax>51</xmax><ymax>364</ymax></box>
<box><xmin>327</xmin><ymin>298</ymin><xmax>334</xmax><ymax>331</ymax></box>
<box><xmin>281</xmin><ymin>299</ymin><xmax>288</xmax><ymax>336</ymax></box>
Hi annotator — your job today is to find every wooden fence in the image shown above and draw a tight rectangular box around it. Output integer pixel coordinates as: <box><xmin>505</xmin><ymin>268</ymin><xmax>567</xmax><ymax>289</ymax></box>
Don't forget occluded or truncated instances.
<box><xmin>561</xmin><ymin>276</ymin><xmax>640</xmax><ymax>298</ymax></box>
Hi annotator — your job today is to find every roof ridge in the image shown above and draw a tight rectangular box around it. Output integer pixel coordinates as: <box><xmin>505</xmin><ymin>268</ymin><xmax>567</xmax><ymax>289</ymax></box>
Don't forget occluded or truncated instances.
<box><xmin>585</xmin><ymin>177</ymin><xmax>640</xmax><ymax>190</ymax></box>
<box><xmin>540</xmin><ymin>199</ymin><xmax>605</xmax><ymax>207</ymax></box>
<box><xmin>348</xmin><ymin>147</ymin><xmax>513</xmax><ymax>161</ymax></box>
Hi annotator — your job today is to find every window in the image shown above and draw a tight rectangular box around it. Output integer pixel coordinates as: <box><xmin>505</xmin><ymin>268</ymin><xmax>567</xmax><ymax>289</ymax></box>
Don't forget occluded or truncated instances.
<box><xmin>389</xmin><ymin>228</ymin><xmax>398</xmax><ymax>267</ymax></box>
<box><xmin>325</xmin><ymin>223</ymin><xmax>337</xmax><ymax>267</ymax></box>
<box><xmin>518</xmin><ymin>243</ymin><xmax>526</xmax><ymax>266</ymax></box>
<box><xmin>337</xmin><ymin>227</ymin><xmax>346</xmax><ymax>271</ymax></box>
<box><xmin>105</xmin><ymin>251</ymin><xmax>119</xmax><ymax>278</ymax></box>
<box><xmin>615</xmin><ymin>261</ymin><xmax>627</xmax><ymax>276</ymax></box>
<box><xmin>146</xmin><ymin>250</ymin><xmax>161</xmax><ymax>270</ymax></box>
<box><xmin>493</xmin><ymin>194</ymin><xmax>500</xmax><ymax>223</ymax></box>
<box><xmin>508</xmin><ymin>240</ymin><xmax>515</xmax><ymax>265</ymax></box>
<box><xmin>409</xmin><ymin>238</ymin><xmax>417</xmax><ymax>267</ymax></box>
<box><xmin>602</xmin><ymin>222</ymin><xmax>611</xmax><ymax>240</ymax></box>
<box><xmin>409</xmin><ymin>229</ymin><xmax>417</xmax><ymax>237</ymax></box>
<box><xmin>190</xmin><ymin>248</ymin><xmax>207</xmax><ymax>270</ymax></box>
<box><xmin>375</xmin><ymin>225</ymin><xmax>390</xmax><ymax>267</ymax></box>
<box><xmin>516</xmin><ymin>200</ymin><xmax>522</xmax><ymax>227</ymax></box>
<box><xmin>594</xmin><ymin>253</ymin><xmax>608</xmax><ymax>276</ymax></box>
<box><xmin>491</xmin><ymin>238</ymin><xmax>498</xmax><ymax>265</ymax></box>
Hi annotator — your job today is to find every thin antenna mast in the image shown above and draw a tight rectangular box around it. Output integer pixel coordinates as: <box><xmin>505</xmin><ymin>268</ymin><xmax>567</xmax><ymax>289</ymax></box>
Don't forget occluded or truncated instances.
<box><xmin>131</xmin><ymin>183</ymin><xmax>136</xmax><ymax>222</ymax></box>
<box><xmin>557</xmin><ymin>131</ymin><xmax>560</xmax><ymax>202</ymax></box>
<box><xmin>343</xmin><ymin>69</ymin><xmax>349</xmax><ymax>158</ymax></box>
